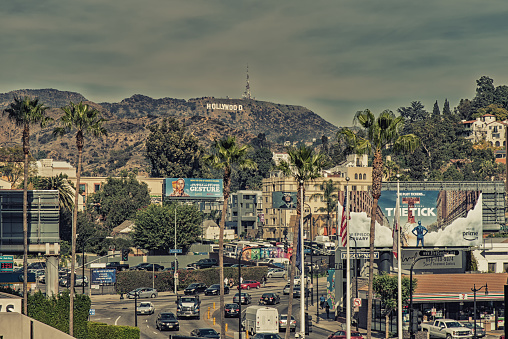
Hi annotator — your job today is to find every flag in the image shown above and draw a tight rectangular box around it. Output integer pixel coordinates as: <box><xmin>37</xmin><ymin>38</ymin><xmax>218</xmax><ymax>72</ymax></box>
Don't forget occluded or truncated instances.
<box><xmin>295</xmin><ymin>220</ymin><xmax>302</xmax><ymax>273</ymax></box>
<box><xmin>392</xmin><ymin>192</ymin><xmax>400</xmax><ymax>259</ymax></box>
<box><xmin>339</xmin><ymin>192</ymin><xmax>347</xmax><ymax>247</ymax></box>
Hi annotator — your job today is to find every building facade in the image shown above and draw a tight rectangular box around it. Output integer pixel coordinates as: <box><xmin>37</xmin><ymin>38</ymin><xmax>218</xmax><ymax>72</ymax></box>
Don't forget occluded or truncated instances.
<box><xmin>226</xmin><ymin>190</ymin><xmax>263</xmax><ymax>238</ymax></box>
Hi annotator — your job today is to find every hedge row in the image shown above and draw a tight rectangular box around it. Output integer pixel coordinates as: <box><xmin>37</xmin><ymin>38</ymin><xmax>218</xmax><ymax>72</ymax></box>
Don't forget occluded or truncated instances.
<box><xmin>87</xmin><ymin>322</ymin><xmax>140</xmax><ymax>339</ymax></box>
<box><xmin>116</xmin><ymin>266</ymin><xmax>269</xmax><ymax>294</ymax></box>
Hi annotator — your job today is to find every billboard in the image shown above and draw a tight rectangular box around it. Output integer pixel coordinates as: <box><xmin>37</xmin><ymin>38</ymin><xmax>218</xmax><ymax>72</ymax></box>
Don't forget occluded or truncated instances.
<box><xmin>272</xmin><ymin>191</ymin><xmax>297</xmax><ymax>209</ymax></box>
<box><xmin>91</xmin><ymin>269</ymin><xmax>116</xmax><ymax>285</ymax></box>
<box><xmin>343</xmin><ymin>189</ymin><xmax>482</xmax><ymax>248</ymax></box>
<box><xmin>163</xmin><ymin>178</ymin><xmax>223</xmax><ymax>199</ymax></box>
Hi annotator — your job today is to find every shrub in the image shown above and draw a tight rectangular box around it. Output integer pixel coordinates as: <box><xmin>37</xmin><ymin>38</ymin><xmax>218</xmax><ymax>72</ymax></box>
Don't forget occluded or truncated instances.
<box><xmin>88</xmin><ymin>322</ymin><xmax>140</xmax><ymax>339</ymax></box>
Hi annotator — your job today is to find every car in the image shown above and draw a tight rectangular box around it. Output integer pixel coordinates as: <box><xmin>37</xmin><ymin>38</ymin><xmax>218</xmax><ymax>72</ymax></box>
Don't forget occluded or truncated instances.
<box><xmin>139</xmin><ymin>263</ymin><xmax>164</xmax><ymax>271</ymax></box>
<box><xmin>156</xmin><ymin>312</ymin><xmax>179</xmax><ymax>331</ymax></box>
<box><xmin>238</xmin><ymin>280</ymin><xmax>261</xmax><ymax>290</ymax></box>
<box><xmin>267</xmin><ymin>269</ymin><xmax>287</xmax><ymax>279</ymax></box>
<box><xmin>283</xmin><ymin>284</ymin><xmax>291</xmax><ymax>295</ymax></box>
<box><xmin>225</xmin><ymin>303</ymin><xmax>240</xmax><ymax>318</ymax></box>
<box><xmin>252</xmin><ymin>334</ymin><xmax>282</xmax><ymax>339</ymax></box>
<box><xmin>184</xmin><ymin>283</ymin><xmax>208</xmax><ymax>295</ymax></box>
<box><xmin>230</xmin><ymin>264</ymin><xmax>248</xmax><ymax>267</ymax></box>
<box><xmin>190</xmin><ymin>328</ymin><xmax>220</xmax><ymax>339</ymax></box>
<box><xmin>38</xmin><ymin>274</ymin><xmax>46</xmax><ymax>284</ymax></box>
<box><xmin>233</xmin><ymin>292</ymin><xmax>252</xmax><ymax>305</ymax></box>
<box><xmin>137</xmin><ymin>301</ymin><xmax>155</xmax><ymax>315</ymax></box>
<box><xmin>462</xmin><ymin>322</ymin><xmax>486</xmax><ymax>338</ymax></box>
<box><xmin>293</xmin><ymin>285</ymin><xmax>310</xmax><ymax>298</ymax></box>
<box><xmin>223</xmin><ymin>263</ymin><xmax>235</xmax><ymax>267</ymax></box>
<box><xmin>62</xmin><ymin>275</ymin><xmax>89</xmax><ymax>287</ymax></box>
<box><xmin>27</xmin><ymin>262</ymin><xmax>46</xmax><ymax>270</ymax></box>
<box><xmin>205</xmin><ymin>284</ymin><xmax>230</xmax><ymax>295</ymax></box>
<box><xmin>327</xmin><ymin>330</ymin><xmax>364</xmax><ymax>339</ymax></box>
<box><xmin>259</xmin><ymin>292</ymin><xmax>280</xmax><ymax>305</ymax></box>
<box><xmin>129</xmin><ymin>263</ymin><xmax>152</xmax><ymax>271</ymax></box>
<box><xmin>127</xmin><ymin>287</ymin><xmax>158</xmax><ymax>298</ymax></box>
<box><xmin>188</xmin><ymin>259</ymin><xmax>218</xmax><ymax>269</ymax></box>
<box><xmin>279</xmin><ymin>314</ymin><xmax>296</xmax><ymax>332</ymax></box>
<box><xmin>289</xmin><ymin>276</ymin><xmax>310</xmax><ymax>285</ymax></box>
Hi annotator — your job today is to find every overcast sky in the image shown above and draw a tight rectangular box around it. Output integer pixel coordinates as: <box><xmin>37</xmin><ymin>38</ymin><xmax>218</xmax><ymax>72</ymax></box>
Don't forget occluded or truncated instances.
<box><xmin>2</xmin><ymin>1</ymin><xmax>508</xmax><ymax>127</ymax></box>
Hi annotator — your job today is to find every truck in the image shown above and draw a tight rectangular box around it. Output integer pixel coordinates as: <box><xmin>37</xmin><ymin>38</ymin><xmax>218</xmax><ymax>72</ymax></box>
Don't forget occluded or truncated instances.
<box><xmin>176</xmin><ymin>295</ymin><xmax>200</xmax><ymax>319</ymax></box>
<box><xmin>242</xmin><ymin>305</ymin><xmax>279</xmax><ymax>335</ymax></box>
<box><xmin>314</xmin><ymin>236</ymin><xmax>335</xmax><ymax>255</ymax></box>
<box><xmin>421</xmin><ymin>319</ymin><xmax>473</xmax><ymax>339</ymax></box>
<box><xmin>106</xmin><ymin>262</ymin><xmax>129</xmax><ymax>271</ymax></box>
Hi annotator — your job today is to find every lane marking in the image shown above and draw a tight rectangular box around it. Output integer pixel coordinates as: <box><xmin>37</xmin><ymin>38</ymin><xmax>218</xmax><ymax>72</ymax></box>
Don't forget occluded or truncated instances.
<box><xmin>115</xmin><ymin>316</ymin><xmax>121</xmax><ymax>325</ymax></box>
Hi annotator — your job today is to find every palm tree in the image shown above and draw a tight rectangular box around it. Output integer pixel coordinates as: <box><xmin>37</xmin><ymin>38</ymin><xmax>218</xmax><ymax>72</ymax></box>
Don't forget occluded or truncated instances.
<box><xmin>4</xmin><ymin>96</ymin><xmax>51</xmax><ymax>315</ymax></box>
<box><xmin>313</xmin><ymin>179</ymin><xmax>339</xmax><ymax>236</ymax></box>
<box><xmin>277</xmin><ymin>145</ymin><xmax>325</xmax><ymax>339</ymax></box>
<box><xmin>203</xmin><ymin>136</ymin><xmax>256</xmax><ymax>339</ymax></box>
<box><xmin>53</xmin><ymin>101</ymin><xmax>107</xmax><ymax>336</ymax></box>
<box><xmin>339</xmin><ymin>109</ymin><xmax>419</xmax><ymax>339</ymax></box>
<box><xmin>30</xmin><ymin>174</ymin><xmax>75</xmax><ymax>212</ymax></box>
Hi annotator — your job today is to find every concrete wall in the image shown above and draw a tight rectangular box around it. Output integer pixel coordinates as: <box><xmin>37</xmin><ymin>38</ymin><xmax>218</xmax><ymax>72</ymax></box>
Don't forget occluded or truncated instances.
<box><xmin>0</xmin><ymin>312</ymin><xmax>74</xmax><ymax>339</ymax></box>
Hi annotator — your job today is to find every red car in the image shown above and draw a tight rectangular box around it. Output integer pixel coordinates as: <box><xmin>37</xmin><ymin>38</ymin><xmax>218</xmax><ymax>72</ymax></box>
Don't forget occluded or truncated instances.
<box><xmin>327</xmin><ymin>331</ymin><xmax>364</xmax><ymax>339</ymax></box>
<box><xmin>238</xmin><ymin>280</ymin><xmax>261</xmax><ymax>290</ymax></box>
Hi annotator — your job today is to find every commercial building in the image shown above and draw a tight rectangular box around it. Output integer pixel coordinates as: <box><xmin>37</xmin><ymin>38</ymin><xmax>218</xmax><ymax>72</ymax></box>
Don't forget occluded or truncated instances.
<box><xmin>226</xmin><ymin>190</ymin><xmax>263</xmax><ymax>238</ymax></box>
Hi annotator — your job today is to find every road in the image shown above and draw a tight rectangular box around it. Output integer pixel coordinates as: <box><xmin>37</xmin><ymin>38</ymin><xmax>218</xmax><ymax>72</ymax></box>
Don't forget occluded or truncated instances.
<box><xmin>90</xmin><ymin>278</ymin><xmax>336</xmax><ymax>339</ymax></box>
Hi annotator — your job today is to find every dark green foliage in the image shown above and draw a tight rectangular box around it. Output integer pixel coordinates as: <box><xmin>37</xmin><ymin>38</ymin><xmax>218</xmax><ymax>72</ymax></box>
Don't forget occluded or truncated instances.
<box><xmin>76</xmin><ymin>212</ymin><xmax>117</xmax><ymax>255</ymax></box>
<box><xmin>116</xmin><ymin>266</ymin><xmax>269</xmax><ymax>294</ymax></box>
<box><xmin>443</xmin><ymin>99</ymin><xmax>452</xmax><ymax>116</ymax></box>
<box><xmin>132</xmin><ymin>203</ymin><xmax>203</xmax><ymax>254</ymax></box>
<box><xmin>89</xmin><ymin>173</ymin><xmax>151</xmax><ymax>230</ymax></box>
<box><xmin>232</xmin><ymin>147</ymin><xmax>274</xmax><ymax>190</ymax></box>
<box><xmin>472</xmin><ymin>76</ymin><xmax>496</xmax><ymax>112</ymax></box>
<box><xmin>27</xmin><ymin>291</ymin><xmax>91</xmax><ymax>338</ymax></box>
<box><xmin>87</xmin><ymin>322</ymin><xmax>140</xmax><ymax>339</ymax></box>
<box><xmin>145</xmin><ymin>117</ymin><xmax>208</xmax><ymax>178</ymax></box>
<box><xmin>397</xmin><ymin>101</ymin><xmax>428</xmax><ymax>122</ymax></box>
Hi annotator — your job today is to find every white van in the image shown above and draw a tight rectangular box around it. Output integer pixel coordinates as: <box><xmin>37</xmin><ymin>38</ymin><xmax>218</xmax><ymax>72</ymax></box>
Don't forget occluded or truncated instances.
<box><xmin>243</xmin><ymin>305</ymin><xmax>279</xmax><ymax>335</ymax></box>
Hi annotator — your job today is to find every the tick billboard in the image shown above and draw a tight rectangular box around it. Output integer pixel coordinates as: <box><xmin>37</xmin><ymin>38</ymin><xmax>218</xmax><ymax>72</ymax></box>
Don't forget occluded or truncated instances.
<box><xmin>163</xmin><ymin>178</ymin><xmax>223</xmax><ymax>199</ymax></box>
<box><xmin>342</xmin><ymin>190</ymin><xmax>482</xmax><ymax>247</ymax></box>
<box><xmin>272</xmin><ymin>191</ymin><xmax>298</xmax><ymax>209</ymax></box>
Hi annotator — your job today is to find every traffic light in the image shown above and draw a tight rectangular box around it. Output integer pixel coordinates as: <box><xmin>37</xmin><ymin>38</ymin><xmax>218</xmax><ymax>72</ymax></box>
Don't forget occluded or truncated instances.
<box><xmin>171</xmin><ymin>261</ymin><xmax>175</xmax><ymax>270</ymax></box>
<box><xmin>305</xmin><ymin>312</ymin><xmax>312</xmax><ymax>335</ymax></box>
<box><xmin>121</xmin><ymin>249</ymin><xmax>129</xmax><ymax>261</ymax></box>
<box><xmin>410</xmin><ymin>310</ymin><xmax>421</xmax><ymax>333</ymax></box>
<box><xmin>175</xmin><ymin>260</ymin><xmax>178</xmax><ymax>270</ymax></box>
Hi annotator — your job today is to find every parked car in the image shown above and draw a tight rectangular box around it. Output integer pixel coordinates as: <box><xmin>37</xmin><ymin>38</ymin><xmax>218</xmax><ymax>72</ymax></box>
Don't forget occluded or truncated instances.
<box><xmin>62</xmin><ymin>275</ymin><xmax>88</xmax><ymax>287</ymax></box>
<box><xmin>190</xmin><ymin>328</ymin><xmax>220</xmax><ymax>339</ymax></box>
<box><xmin>156</xmin><ymin>312</ymin><xmax>179</xmax><ymax>331</ymax></box>
<box><xmin>129</xmin><ymin>263</ymin><xmax>153</xmax><ymax>271</ymax></box>
<box><xmin>184</xmin><ymin>283</ymin><xmax>208</xmax><ymax>295</ymax></box>
<box><xmin>252</xmin><ymin>334</ymin><xmax>282</xmax><ymax>339</ymax></box>
<box><xmin>328</xmin><ymin>331</ymin><xmax>364</xmax><ymax>339</ymax></box>
<box><xmin>137</xmin><ymin>302</ymin><xmax>155</xmax><ymax>315</ymax></box>
<box><xmin>139</xmin><ymin>263</ymin><xmax>164</xmax><ymax>271</ymax></box>
<box><xmin>238</xmin><ymin>280</ymin><xmax>261</xmax><ymax>290</ymax></box>
<box><xmin>225</xmin><ymin>303</ymin><xmax>240</xmax><ymax>318</ymax></box>
<box><xmin>259</xmin><ymin>293</ymin><xmax>280</xmax><ymax>305</ymax></box>
<box><xmin>282</xmin><ymin>284</ymin><xmax>291</xmax><ymax>295</ymax></box>
<box><xmin>233</xmin><ymin>292</ymin><xmax>252</xmax><ymax>305</ymax></box>
<box><xmin>279</xmin><ymin>314</ymin><xmax>296</xmax><ymax>332</ymax></box>
<box><xmin>462</xmin><ymin>322</ymin><xmax>486</xmax><ymax>338</ymax></box>
<box><xmin>205</xmin><ymin>284</ymin><xmax>230</xmax><ymax>295</ymax></box>
<box><xmin>106</xmin><ymin>262</ymin><xmax>129</xmax><ymax>271</ymax></box>
<box><xmin>127</xmin><ymin>287</ymin><xmax>158</xmax><ymax>298</ymax></box>
<box><xmin>267</xmin><ymin>269</ymin><xmax>287</xmax><ymax>279</ymax></box>
<box><xmin>293</xmin><ymin>285</ymin><xmax>310</xmax><ymax>298</ymax></box>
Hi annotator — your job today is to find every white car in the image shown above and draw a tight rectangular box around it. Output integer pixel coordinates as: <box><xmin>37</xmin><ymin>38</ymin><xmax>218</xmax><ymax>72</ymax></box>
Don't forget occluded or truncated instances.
<box><xmin>288</xmin><ymin>276</ymin><xmax>310</xmax><ymax>285</ymax></box>
<box><xmin>267</xmin><ymin>269</ymin><xmax>287</xmax><ymax>279</ymax></box>
<box><xmin>137</xmin><ymin>302</ymin><xmax>155</xmax><ymax>315</ymax></box>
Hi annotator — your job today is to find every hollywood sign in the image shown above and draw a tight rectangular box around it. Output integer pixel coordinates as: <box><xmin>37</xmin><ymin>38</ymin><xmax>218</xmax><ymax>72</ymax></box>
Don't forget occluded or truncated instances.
<box><xmin>206</xmin><ymin>103</ymin><xmax>243</xmax><ymax>111</ymax></box>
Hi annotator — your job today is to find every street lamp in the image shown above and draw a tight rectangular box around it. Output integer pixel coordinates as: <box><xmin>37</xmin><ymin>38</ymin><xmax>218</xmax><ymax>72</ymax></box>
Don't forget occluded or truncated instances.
<box><xmin>471</xmin><ymin>283</ymin><xmax>488</xmax><ymax>339</ymax></box>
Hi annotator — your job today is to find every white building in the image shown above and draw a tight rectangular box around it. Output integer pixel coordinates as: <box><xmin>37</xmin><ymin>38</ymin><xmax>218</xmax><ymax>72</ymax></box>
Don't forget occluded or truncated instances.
<box><xmin>35</xmin><ymin>159</ymin><xmax>76</xmax><ymax>178</ymax></box>
<box><xmin>461</xmin><ymin>114</ymin><xmax>507</xmax><ymax>146</ymax></box>
<box><xmin>473</xmin><ymin>238</ymin><xmax>508</xmax><ymax>273</ymax></box>
<box><xmin>203</xmin><ymin>220</ymin><xmax>235</xmax><ymax>240</ymax></box>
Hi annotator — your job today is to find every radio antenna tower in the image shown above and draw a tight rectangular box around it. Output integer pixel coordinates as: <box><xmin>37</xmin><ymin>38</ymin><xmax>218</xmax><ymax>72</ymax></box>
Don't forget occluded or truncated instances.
<box><xmin>242</xmin><ymin>64</ymin><xmax>252</xmax><ymax>100</ymax></box>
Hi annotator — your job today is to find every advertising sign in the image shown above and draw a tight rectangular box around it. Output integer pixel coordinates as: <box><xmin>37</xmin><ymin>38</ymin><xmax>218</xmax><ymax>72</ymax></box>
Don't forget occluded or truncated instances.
<box><xmin>343</xmin><ymin>190</ymin><xmax>482</xmax><ymax>248</ymax></box>
<box><xmin>164</xmin><ymin>178</ymin><xmax>223</xmax><ymax>199</ymax></box>
<box><xmin>401</xmin><ymin>249</ymin><xmax>463</xmax><ymax>270</ymax></box>
<box><xmin>91</xmin><ymin>268</ymin><xmax>116</xmax><ymax>285</ymax></box>
<box><xmin>272</xmin><ymin>191</ymin><xmax>297</xmax><ymax>209</ymax></box>
<box><xmin>0</xmin><ymin>256</ymin><xmax>14</xmax><ymax>272</ymax></box>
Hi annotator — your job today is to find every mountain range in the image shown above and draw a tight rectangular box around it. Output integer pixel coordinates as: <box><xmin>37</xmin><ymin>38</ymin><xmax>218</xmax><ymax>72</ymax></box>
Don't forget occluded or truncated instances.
<box><xmin>0</xmin><ymin>89</ymin><xmax>339</xmax><ymax>176</ymax></box>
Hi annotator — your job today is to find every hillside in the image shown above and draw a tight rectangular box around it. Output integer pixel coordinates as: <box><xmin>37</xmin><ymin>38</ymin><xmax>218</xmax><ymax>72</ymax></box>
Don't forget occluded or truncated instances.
<box><xmin>0</xmin><ymin>89</ymin><xmax>339</xmax><ymax>177</ymax></box>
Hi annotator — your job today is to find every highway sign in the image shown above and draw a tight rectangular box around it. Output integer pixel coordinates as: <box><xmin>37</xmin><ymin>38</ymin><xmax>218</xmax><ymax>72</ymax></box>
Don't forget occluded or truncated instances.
<box><xmin>419</xmin><ymin>250</ymin><xmax>459</xmax><ymax>257</ymax></box>
<box><xmin>170</xmin><ymin>249</ymin><xmax>182</xmax><ymax>254</ymax></box>
<box><xmin>341</xmin><ymin>252</ymin><xmax>379</xmax><ymax>260</ymax></box>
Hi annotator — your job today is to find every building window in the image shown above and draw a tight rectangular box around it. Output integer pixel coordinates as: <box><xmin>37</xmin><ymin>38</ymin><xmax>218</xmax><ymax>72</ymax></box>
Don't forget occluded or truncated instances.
<box><xmin>363</xmin><ymin>174</ymin><xmax>367</xmax><ymax>180</ymax></box>
<box><xmin>94</xmin><ymin>184</ymin><xmax>100</xmax><ymax>192</ymax></box>
<box><xmin>504</xmin><ymin>263</ymin><xmax>508</xmax><ymax>273</ymax></box>
<box><xmin>355</xmin><ymin>173</ymin><xmax>358</xmax><ymax>179</ymax></box>
<box><xmin>488</xmin><ymin>263</ymin><xmax>496</xmax><ymax>272</ymax></box>
<box><xmin>352</xmin><ymin>185</ymin><xmax>357</xmax><ymax>191</ymax></box>
<box><xmin>79</xmin><ymin>184</ymin><xmax>86</xmax><ymax>194</ymax></box>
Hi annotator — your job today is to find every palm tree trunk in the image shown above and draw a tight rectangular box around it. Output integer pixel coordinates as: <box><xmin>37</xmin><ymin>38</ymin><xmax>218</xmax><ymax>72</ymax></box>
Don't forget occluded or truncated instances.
<box><xmin>285</xmin><ymin>182</ymin><xmax>302</xmax><ymax>339</ymax></box>
<box><xmin>367</xmin><ymin>149</ymin><xmax>384</xmax><ymax>339</ymax></box>
<box><xmin>69</xmin><ymin>143</ymin><xmax>82</xmax><ymax>336</ymax></box>
<box><xmin>219</xmin><ymin>167</ymin><xmax>230</xmax><ymax>339</ymax></box>
<box><xmin>22</xmin><ymin>125</ymin><xmax>29</xmax><ymax>315</ymax></box>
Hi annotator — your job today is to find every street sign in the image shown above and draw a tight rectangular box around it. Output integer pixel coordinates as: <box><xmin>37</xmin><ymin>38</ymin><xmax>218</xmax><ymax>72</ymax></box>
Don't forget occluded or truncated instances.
<box><xmin>418</xmin><ymin>250</ymin><xmax>459</xmax><ymax>257</ymax></box>
<box><xmin>89</xmin><ymin>309</ymin><xmax>95</xmax><ymax>316</ymax></box>
<box><xmin>341</xmin><ymin>252</ymin><xmax>379</xmax><ymax>260</ymax></box>
<box><xmin>170</xmin><ymin>249</ymin><xmax>182</xmax><ymax>254</ymax></box>
<box><xmin>174</xmin><ymin>272</ymin><xmax>179</xmax><ymax>279</ymax></box>
<box><xmin>353</xmin><ymin>298</ymin><xmax>362</xmax><ymax>307</ymax></box>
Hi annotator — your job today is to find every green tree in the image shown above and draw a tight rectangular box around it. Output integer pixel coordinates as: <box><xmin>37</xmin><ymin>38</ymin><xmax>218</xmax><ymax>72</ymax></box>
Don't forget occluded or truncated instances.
<box><xmin>53</xmin><ymin>101</ymin><xmax>107</xmax><ymax>336</ymax></box>
<box><xmin>3</xmin><ymin>96</ymin><xmax>51</xmax><ymax>315</ymax></box>
<box><xmin>474</xmin><ymin>104</ymin><xmax>508</xmax><ymax>121</ymax></box>
<box><xmin>339</xmin><ymin>109</ymin><xmax>419</xmax><ymax>338</ymax></box>
<box><xmin>313</xmin><ymin>179</ymin><xmax>338</xmax><ymax>236</ymax></box>
<box><xmin>132</xmin><ymin>203</ymin><xmax>202</xmax><ymax>253</ymax></box>
<box><xmin>373</xmin><ymin>273</ymin><xmax>416</xmax><ymax>339</ymax></box>
<box><xmin>203</xmin><ymin>136</ymin><xmax>256</xmax><ymax>339</ymax></box>
<box><xmin>472</xmin><ymin>76</ymin><xmax>495</xmax><ymax>112</ymax></box>
<box><xmin>232</xmin><ymin>147</ymin><xmax>274</xmax><ymax>190</ymax></box>
<box><xmin>145</xmin><ymin>117</ymin><xmax>207</xmax><ymax>178</ymax></box>
<box><xmin>0</xmin><ymin>146</ymin><xmax>26</xmax><ymax>187</ymax></box>
<box><xmin>88</xmin><ymin>173</ymin><xmax>151</xmax><ymax>230</ymax></box>
<box><xmin>443</xmin><ymin>99</ymin><xmax>452</xmax><ymax>116</ymax></box>
<box><xmin>277</xmin><ymin>145</ymin><xmax>325</xmax><ymax>339</ymax></box>
<box><xmin>397</xmin><ymin>101</ymin><xmax>428</xmax><ymax>122</ymax></box>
